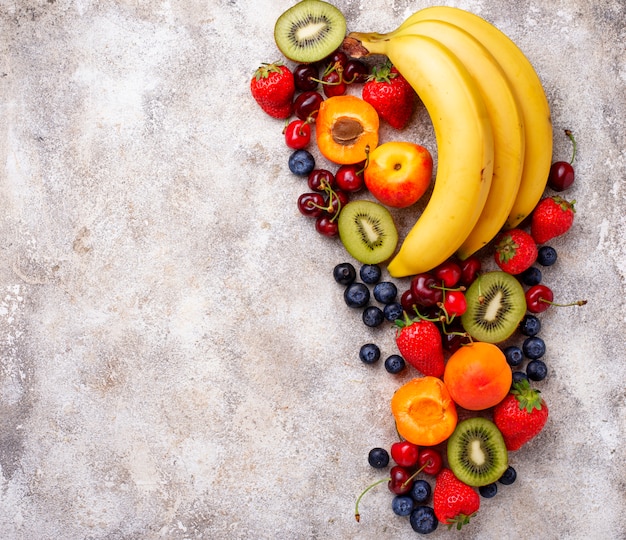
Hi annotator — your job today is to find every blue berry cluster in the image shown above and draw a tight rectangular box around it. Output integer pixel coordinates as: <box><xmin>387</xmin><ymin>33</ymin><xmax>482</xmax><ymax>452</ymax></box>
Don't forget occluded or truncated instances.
<box><xmin>478</xmin><ymin>465</ymin><xmax>517</xmax><ymax>499</ymax></box>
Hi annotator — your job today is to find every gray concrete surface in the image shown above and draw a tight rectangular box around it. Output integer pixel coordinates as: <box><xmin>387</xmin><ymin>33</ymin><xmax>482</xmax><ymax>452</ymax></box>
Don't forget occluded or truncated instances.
<box><xmin>1</xmin><ymin>0</ymin><xmax>624</xmax><ymax>538</ymax></box>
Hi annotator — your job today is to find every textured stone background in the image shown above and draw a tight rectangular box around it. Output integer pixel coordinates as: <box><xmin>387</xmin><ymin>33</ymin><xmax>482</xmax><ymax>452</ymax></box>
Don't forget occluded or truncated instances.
<box><xmin>1</xmin><ymin>0</ymin><xmax>624</xmax><ymax>538</ymax></box>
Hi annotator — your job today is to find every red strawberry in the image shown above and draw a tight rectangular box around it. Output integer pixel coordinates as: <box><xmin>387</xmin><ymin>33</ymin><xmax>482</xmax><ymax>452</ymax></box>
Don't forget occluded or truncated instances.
<box><xmin>493</xmin><ymin>379</ymin><xmax>549</xmax><ymax>451</ymax></box>
<box><xmin>362</xmin><ymin>61</ymin><xmax>415</xmax><ymax>129</ymax></box>
<box><xmin>433</xmin><ymin>468</ymin><xmax>480</xmax><ymax>529</ymax></box>
<box><xmin>395</xmin><ymin>313</ymin><xmax>444</xmax><ymax>377</ymax></box>
<box><xmin>531</xmin><ymin>196</ymin><xmax>576</xmax><ymax>244</ymax></box>
<box><xmin>250</xmin><ymin>62</ymin><xmax>295</xmax><ymax>119</ymax></box>
<box><xmin>494</xmin><ymin>228</ymin><xmax>538</xmax><ymax>274</ymax></box>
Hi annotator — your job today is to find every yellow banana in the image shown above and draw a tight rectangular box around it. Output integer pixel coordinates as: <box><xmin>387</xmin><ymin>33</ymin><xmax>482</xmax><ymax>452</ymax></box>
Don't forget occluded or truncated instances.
<box><xmin>382</xmin><ymin>19</ymin><xmax>525</xmax><ymax>260</ymax></box>
<box><xmin>388</xmin><ymin>7</ymin><xmax>553</xmax><ymax>229</ymax></box>
<box><xmin>347</xmin><ymin>33</ymin><xmax>494</xmax><ymax>277</ymax></box>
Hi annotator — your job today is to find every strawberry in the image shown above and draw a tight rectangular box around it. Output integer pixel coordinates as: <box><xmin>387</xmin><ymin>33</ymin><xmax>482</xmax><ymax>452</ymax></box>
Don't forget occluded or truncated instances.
<box><xmin>362</xmin><ymin>61</ymin><xmax>415</xmax><ymax>129</ymax></box>
<box><xmin>250</xmin><ymin>62</ymin><xmax>295</xmax><ymax>119</ymax></box>
<box><xmin>531</xmin><ymin>196</ymin><xmax>576</xmax><ymax>244</ymax></box>
<box><xmin>493</xmin><ymin>379</ymin><xmax>549</xmax><ymax>451</ymax></box>
<box><xmin>433</xmin><ymin>468</ymin><xmax>480</xmax><ymax>529</ymax></box>
<box><xmin>395</xmin><ymin>313</ymin><xmax>444</xmax><ymax>377</ymax></box>
<box><xmin>494</xmin><ymin>228</ymin><xmax>538</xmax><ymax>274</ymax></box>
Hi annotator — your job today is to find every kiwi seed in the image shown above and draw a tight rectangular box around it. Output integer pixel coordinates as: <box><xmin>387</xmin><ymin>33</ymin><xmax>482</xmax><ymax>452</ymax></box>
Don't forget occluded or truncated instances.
<box><xmin>337</xmin><ymin>200</ymin><xmax>398</xmax><ymax>265</ymax></box>
<box><xmin>461</xmin><ymin>271</ymin><xmax>526</xmax><ymax>343</ymax></box>
<box><xmin>274</xmin><ymin>0</ymin><xmax>347</xmax><ymax>64</ymax></box>
<box><xmin>447</xmin><ymin>417</ymin><xmax>508</xmax><ymax>487</ymax></box>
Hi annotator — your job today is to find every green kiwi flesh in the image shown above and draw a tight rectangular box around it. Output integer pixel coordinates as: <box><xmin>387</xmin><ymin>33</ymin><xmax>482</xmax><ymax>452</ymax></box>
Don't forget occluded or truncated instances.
<box><xmin>447</xmin><ymin>417</ymin><xmax>508</xmax><ymax>487</ymax></box>
<box><xmin>274</xmin><ymin>0</ymin><xmax>347</xmax><ymax>63</ymax></box>
<box><xmin>461</xmin><ymin>271</ymin><xmax>526</xmax><ymax>343</ymax></box>
<box><xmin>338</xmin><ymin>200</ymin><xmax>398</xmax><ymax>264</ymax></box>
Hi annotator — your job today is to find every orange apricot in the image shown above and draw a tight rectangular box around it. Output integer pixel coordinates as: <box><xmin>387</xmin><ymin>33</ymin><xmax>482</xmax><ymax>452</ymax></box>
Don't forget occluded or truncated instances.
<box><xmin>315</xmin><ymin>95</ymin><xmax>379</xmax><ymax>165</ymax></box>
<box><xmin>391</xmin><ymin>376</ymin><xmax>458</xmax><ymax>446</ymax></box>
<box><xmin>443</xmin><ymin>341</ymin><xmax>512</xmax><ymax>411</ymax></box>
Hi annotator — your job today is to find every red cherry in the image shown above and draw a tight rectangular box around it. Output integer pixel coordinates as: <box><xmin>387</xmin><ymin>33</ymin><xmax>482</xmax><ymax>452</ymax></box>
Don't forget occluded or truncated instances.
<box><xmin>297</xmin><ymin>192</ymin><xmax>325</xmax><ymax>218</ymax></box>
<box><xmin>343</xmin><ymin>59</ymin><xmax>369</xmax><ymax>83</ymax></box>
<box><xmin>548</xmin><ymin>161</ymin><xmax>575</xmax><ymax>192</ymax></box>
<box><xmin>284</xmin><ymin>119</ymin><xmax>311</xmax><ymax>150</ymax></box>
<box><xmin>390</xmin><ymin>441</ymin><xmax>420</xmax><ymax>468</ymax></box>
<box><xmin>388</xmin><ymin>465</ymin><xmax>413</xmax><ymax>495</ymax></box>
<box><xmin>410</xmin><ymin>273</ymin><xmax>443</xmax><ymax>307</ymax></box>
<box><xmin>328</xmin><ymin>189</ymin><xmax>349</xmax><ymax>218</ymax></box>
<box><xmin>400</xmin><ymin>289</ymin><xmax>418</xmax><ymax>316</ymax></box>
<box><xmin>335</xmin><ymin>163</ymin><xmax>365</xmax><ymax>193</ymax></box>
<box><xmin>293</xmin><ymin>63</ymin><xmax>319</xmax><ymax>92</ymax></box>
<box><xmin>433</xmin><ymin>260</ymin><xmax>462</xmax><ymax>288</ymax></box>
<box><xmin>459</xmin><ymin>255</ymin><xmax>482</xmax><ymax>286</ymax></box>
<box><xmin>322</xmin><ymin>50</ymin><xmax>348</xmax><ymax>68</ymax></box>
<box><xmin>307</xmin><ymin>169</ymin><xmax>335</xmax><ymax>192</ymax></box>
<box><xmin>525</xmin><ymin>284</ymin><xmax>553</xmax><ymax>313</ymax></box>
<box><xmin>442</xmin><ymin>290</ymin><xmax>467</xmax><ymax>317</ymax></box>
<box><xmin>315</xmin><ymin>214</ymin><xmax>339</xmax><ymax>237</ymax></box>
<box><xmin>322</xmin><ymin>68</ymin><xmax>347</xmax><ymax>98</ymax></box>
<box><xmin>416</xmin><ymin>448</ymin><xmax>442</xmax><ymax>476</ymax></box>
<box><xmin>293</xmin><ymin>91</ymin><xmax>324</xmax><ymax>121</ymax></box>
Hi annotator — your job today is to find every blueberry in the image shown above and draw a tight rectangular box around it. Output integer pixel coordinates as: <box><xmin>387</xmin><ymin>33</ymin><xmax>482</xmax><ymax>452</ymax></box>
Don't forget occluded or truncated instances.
<box><xmin>373</xmin><ymin>281</ymin><xmax>398</xmax><ymax>304</ymax></box>
<box><xmin>537</xmin><ymin>246</ymin><xmax>558</xmax><ymax>266</ymax></box>
<box><xmin>479</xmin><ymin>483</ymin><xmax>498</xmax><ymax>498</ymax></box>
<box><xmin>520</xmin><ymin>314</ymin><xmax>541</xmax><ymax>337</ymax></box>
<box><xmin>288</xmin><ymin>149</ymin><xmax>315</xmax><ymax>176</ymax></box>
<box><xmin>512</xmin><ymin>371</ymin><xmax>529</xmax><ymax>386</ymax></box>
<box><xmin>523</xmin><ymin>336</ymin><xmax>546</xmax><ymax>359</ymax></box>
<box><xmin>333</xmin><ymin>262</ymin><xmax>356</xmax><ymax>286</ymax></box>
<box><xmin>360</xmin><ymin>264</ymin><xmax>382</xmax><ymax>284</ymax></box>
<box><xmin>368</xmin><ymin>447</ymin><xmax>389</xmax><ymax>468</ymax></box>
<box><xmin>344</xmin><ymin>283</ymin><xmax>370</xmax><ymax>308</ymax></box>
<box><xmin>498</xmin><ymin>465</ymin><xmax>517</xmax><ymax>485</ymax></box>
<box><xmin>410</xmin><ymin>479</ymin><xmax>432</xmax><ymax>503</ymax></box>
<box><xmin>359</xmin><ymin>343</ymin><xmax>380</xmax><ymax>365</ymax></box>
<box><xmin>392</xmin><ymin>495</ymin><xmax>414</xmax><ymax>517</ymax></box>
<box><xmin>409</xmin><ymin>506</ymin><xmax>438</xmax><ymax>534</ymax></box>
<box><xmin>362</xmin><ymin>306</ymin><xmax>384</xmax><ymax>327</ymax></box>
<box><xmin>383</xmin><ymin>302</ymin><xmax>404</xmax><ymax>322</ymax></box>
<box><xmin>520</xmin><ymin>266</ymin><xmax>542</xmax><ymax>286</ymax></box>
<box><xmin>384</xmin><ymin>354</ymin><xmax>405</xmax><ymax>374</ymax></box>
<box><xmin>503</xmin><ymin>345</ymin><xmax>524</xmax><ymax>367</ymax></box>
<box><xmin>527</xmin><ymin>359</ymin><xmax>548</xmax><ymax>381</ymax></box>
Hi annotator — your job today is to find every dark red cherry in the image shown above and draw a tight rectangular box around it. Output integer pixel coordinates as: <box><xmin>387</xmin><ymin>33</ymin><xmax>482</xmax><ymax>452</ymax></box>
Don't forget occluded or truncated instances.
<box><xmin>294</xmin><ymin>91</ymin><xmax>324</xmax><ymax>121</ymax></box>
<box><xmin>293</xmin><ymin>63</ymin><xmax>319</xmax><ymax>92</ymax></box>
<box><xmin>410</xmin><ymin>273</ymin><xmax>443</xmax><ymax>307</ymax></box>
<box><xmin>344</xmin><ymin>59</ymin><xmax>369</xmax><ymax>83</ymax></box>
<box><xmin>548</xmin><ymin>161</ymin><xmax>575</xmax><ymax>191</ymax></box>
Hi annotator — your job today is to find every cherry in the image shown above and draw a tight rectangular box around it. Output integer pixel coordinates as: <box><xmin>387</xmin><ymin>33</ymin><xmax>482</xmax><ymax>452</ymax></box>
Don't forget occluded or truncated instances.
<box><xmin>390</xmin><ymin>441</ymin><xmax>420</xmax><ymax>468</ymax></box>
<box><xmin>335</xmin><ymin>162</ymin><xmax>365</xmax><ymax>193</ymax></box>
<box><xmin>400</xmin><ymin>289</ymin><xmax>419</xmax><ymax>316</ymax></box>
<box><xmin>297</xmin><ymin>192</ymin><xmax>325</xmax><ymax>218</ymax></box>
<box><xmin>322</xmin><ymin>49</ymin><xmax>348</xmax><ymax>68</ymax></box>
<box><xmin>548</xmin><ymin>129</ymin><xmax>576</xmax><ymax>192</ymax></box>
<box><xmin>328</xmin><ymin>189</ymin><xmax>349</xmax><ymax>217</ymax></box>
<box><xmin>433</xmin><ymin>259</ymin><xmax>462</xmax><ymax>288</ymax></box>
<box><xmin>459</xmin><ymin>255</ymin><xmax>482</xmax><ymax>286</ymax></box>
<box><xmin>315</xmin><ymin>214</ymin><xmax>339</xmax><ymax>237</ymax></box>
<box><xmin>388</xmin><ymin>465</ymin><xmax>413</xmax><ymax>495</ymax></box>
<box><xmin>293</xmin><ymin>63</ymin><xmax>319</xmax><ymax>92</ymax></box>
<box><xmin>416</xmin><ymin>448</ymin><xmax>443</xmax><ymax>476</ymax></box>
<box><xmin>284</xmin><ymin>119</ymin><xmax>312</xmax><ymax>150</ymax></box>
<box><xmin>321</xmin><ymin>64</ymin><xmax>347</xmax><ymax>98</ymax></box>
<box><xmin>343</xmin><ymin>59</ymin><xmax>369</xmax><ymax>83</ymax></box>
<box><xmin>307</xmin><ymin>169</ymin><xmax>335</xmax><ymax>192</ymax></box>
<box><xmin>525</xmin><ymin>284</ymin><xmax>587</xmax><ymax>313</ymax></box>
<box><xmin>293</xmin><ymin>91</ymin><xmax>324</xmax><ymax>121</ymax></box>
<box><xmin>410</xmin><ymin>273</ymin><xmax>443</xmax><ymax>307</ymax></box>
<box><xmin>441</xmin><ymin>290</ymin><xmax>467</xmax><ymax>318</ymax></box>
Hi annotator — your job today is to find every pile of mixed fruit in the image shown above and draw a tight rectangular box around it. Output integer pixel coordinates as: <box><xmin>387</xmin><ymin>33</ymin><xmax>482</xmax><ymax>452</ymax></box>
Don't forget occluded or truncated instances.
<box><xmin>251</xmin><ymin>0</ymin><xmax>585</xmax><ymax>534</ymax></box>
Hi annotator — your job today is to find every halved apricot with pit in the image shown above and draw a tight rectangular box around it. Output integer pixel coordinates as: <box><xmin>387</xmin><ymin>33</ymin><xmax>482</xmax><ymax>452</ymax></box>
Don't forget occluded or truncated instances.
<box><xmin>315</xmin><ymin>95</ymin><xmax>379</xmax><ymax>165</ymax></box>
<box><xmin>443</xmin><ymin>341</ymin><xmax>512</xmax><ymax>411</ymax></box>
<box><xmin>391</xmin><ymin>376</ymin><xmax>458</xmax><ymax>446</ymax></box>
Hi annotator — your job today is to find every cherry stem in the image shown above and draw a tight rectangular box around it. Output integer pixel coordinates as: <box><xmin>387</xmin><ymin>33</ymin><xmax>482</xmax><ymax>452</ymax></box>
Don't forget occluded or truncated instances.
<box><xmin>358</xmin><ymin>145</ymin><xmax>371</xmax><ymax>175</ymax></box>
<box><xmin>539</xmin><ymin>298</ymin><xmax>587</xmax><ymax>307</ymax></box>
<box><xmin>354</xmin><ymin>477</ymin><xmax>389</xmax><ymax>522</ymax></box>
<box><xmin>400</xmin><ymin>462</ymin><xmax>429</xmax><ymax>489</ymax></box>
<box><xmin>565</xmin><ymin>129</ymin><xmax>577</xmax><ymax>164</ymax></box>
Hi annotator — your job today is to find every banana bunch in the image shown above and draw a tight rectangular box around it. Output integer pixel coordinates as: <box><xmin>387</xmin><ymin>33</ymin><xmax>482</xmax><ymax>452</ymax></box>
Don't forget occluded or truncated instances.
<box><xmin>347</xmin><ymin>6</ymin><xmax>552</xmax><ymax>278</ymax></box>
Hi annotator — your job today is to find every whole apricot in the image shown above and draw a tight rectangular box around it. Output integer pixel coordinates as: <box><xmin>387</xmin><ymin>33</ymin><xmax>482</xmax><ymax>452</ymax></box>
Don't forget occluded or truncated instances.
<box><xmin>443</xmin><ymin>342</ymin><xmax>512</xmax><ymax>411</ymax></box>
<box><xmin>391</xmin><ymin>376</ymin><xmax>458</xmax><ymax>446</ymax></box>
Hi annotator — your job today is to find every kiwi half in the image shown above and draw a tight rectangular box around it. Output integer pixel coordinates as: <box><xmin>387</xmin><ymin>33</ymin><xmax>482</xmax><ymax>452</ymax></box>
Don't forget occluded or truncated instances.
<box><xmin>274</xmin><ymin>0</ymin><xmax>347</xmax><ymax>63</ymax></box>
<box><xmin>447</xmin><ymin>417</ymin><xmax>508</xmax><ymax>487</ymax></box>
<box><xmin>338</xmin><ymin>200</ymin><xmax>398</xmax><ymax>264</ymax></box>
<box><xmin>461</xmin><ymin>271</ymin><xmax>526</xmax><ymax>343</ymax></box>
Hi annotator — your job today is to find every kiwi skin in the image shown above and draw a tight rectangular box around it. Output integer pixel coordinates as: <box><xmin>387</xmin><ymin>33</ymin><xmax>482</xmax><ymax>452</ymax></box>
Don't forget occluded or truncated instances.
<box><xmin>461</xmin><ymin>271</ymin><xmax>526</xmax><ymax>343</ymax></box>
<box><xmin>447</xmin><ymin>417</ymin><xmax>508</xmax><ymax>487</ymax></box>
<box><xmin>274</xmin><ymin>0</ymin><xmax>347</xmax><ymax>64</ymax></box>
<box><xmin>337</xmin><ymin>200</ymin><xmax>398</xmax><ymax>265</ymax></box>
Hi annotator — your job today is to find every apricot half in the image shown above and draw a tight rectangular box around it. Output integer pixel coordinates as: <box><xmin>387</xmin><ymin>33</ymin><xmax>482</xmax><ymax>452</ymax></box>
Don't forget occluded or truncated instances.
<box><xmin>315</xmin><ymin>95</ymin><xmax>379</xmax><ymax>165</ymax></box>
<box><xmin>443</xmin><ymin>342</ymin><xmax>512</xmax><ymax>411</ymax></box>
<box><xmin>391</xmin><ymin>376</ymin><xmax>458</xmax><ymax>446</ymax></box>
